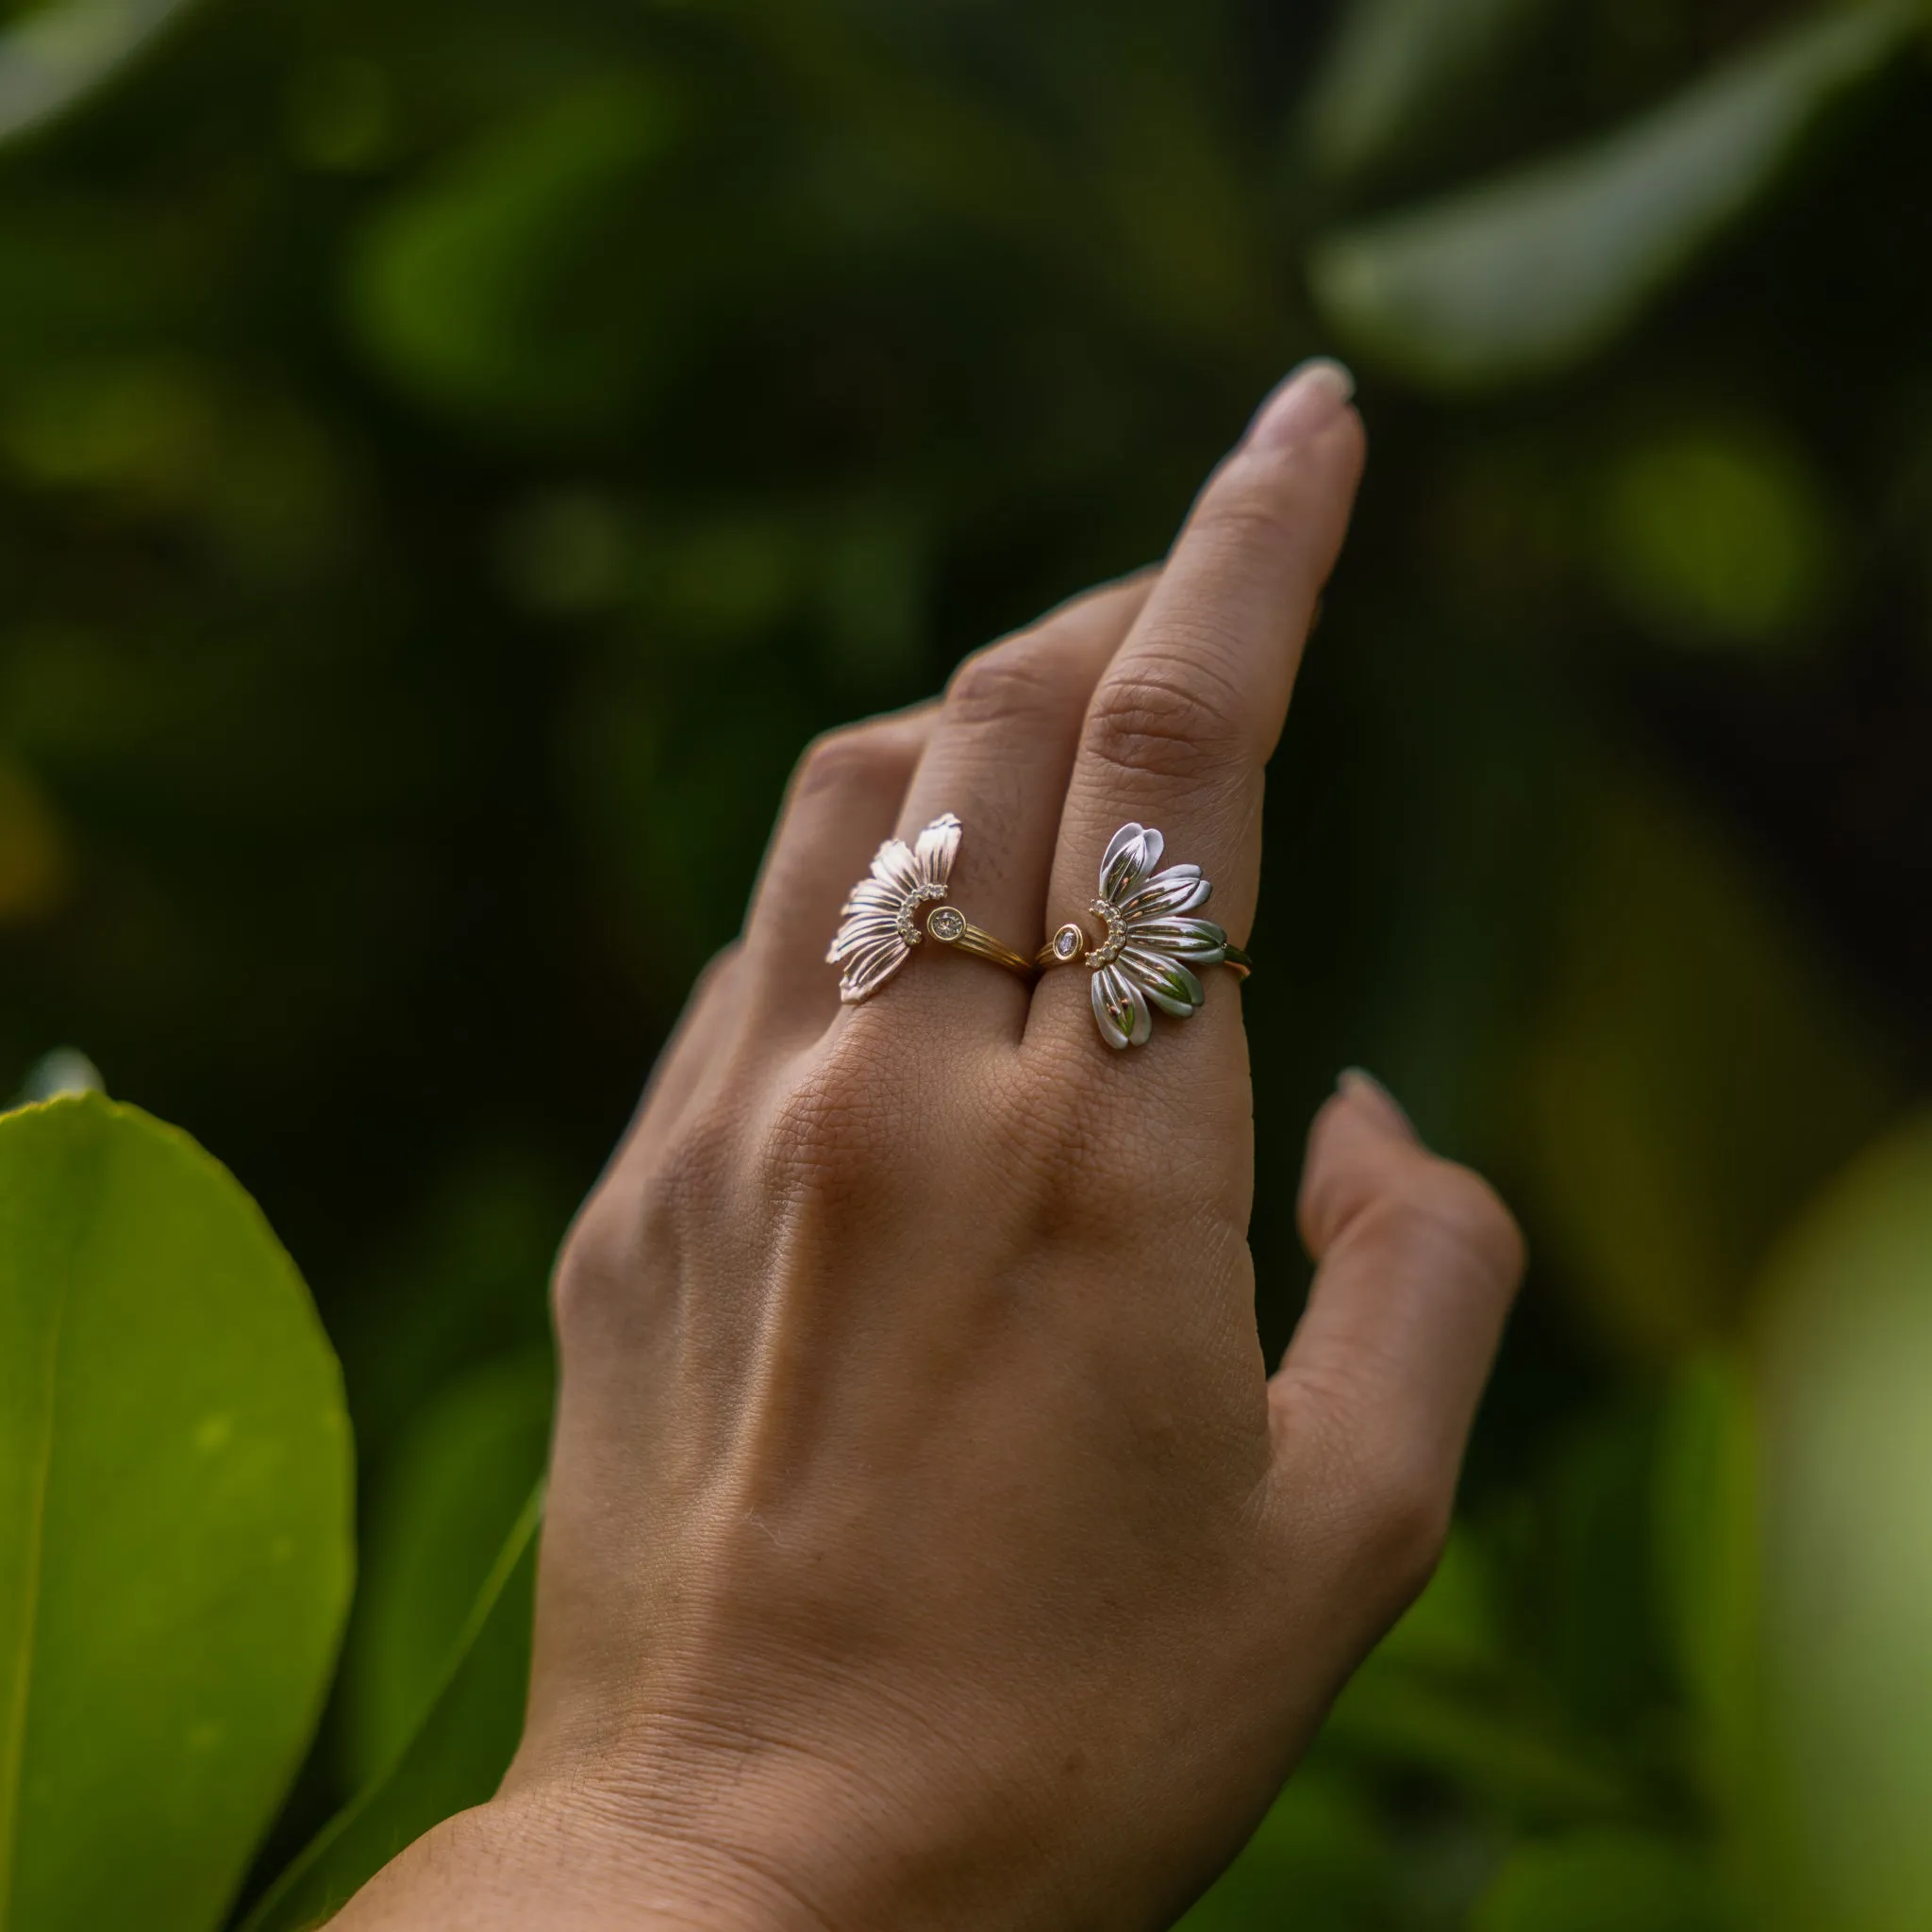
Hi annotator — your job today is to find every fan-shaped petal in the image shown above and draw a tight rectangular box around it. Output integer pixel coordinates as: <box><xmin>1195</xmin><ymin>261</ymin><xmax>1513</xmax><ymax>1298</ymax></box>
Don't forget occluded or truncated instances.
<box><xmin>843</xmin><ymin>878</ymin><xmax>903</xmax><ymax>920</ymax></box>
<box><xmin>826</xmin><ymin>912</ymin><xmax>899</xmax><ymax>963</ymax></box>
<box><xmin>1121</xmin><ymin>945</ymin><xmax>1206</xmax><ymax>1018</ymax></box>
<box><xmin>1125</xmin><ymin>916</ymin><xmax>1227</xmax><ymax>961</ymax></box>
<box><xmin>1091</xmin><ymin>962</ymin><xmax>1152</xmax><ymax>1049</ymax></box>
<box><xmin>838</xmin><ymin>936</ymin><xmax>909</xmax><ymax>1002</ymax></box>
<box><xmin>913</xmin><ymin>813</ymin><xmax>962</xmax><ymax>888</ymax></box>
<box><xmin>1121</xmin><ymin>864</ymin><xmax>1211</xmax><ymax>922</ymax></box>
<box><xmin>869</xmin><ymin>838</ymin><xmax>921</xmax><ymax>896</ymax></box>
<box><xmin>1099</xmin><ymin>823</ymin><xmax>1163</xmax><ymax>902</ymax></box>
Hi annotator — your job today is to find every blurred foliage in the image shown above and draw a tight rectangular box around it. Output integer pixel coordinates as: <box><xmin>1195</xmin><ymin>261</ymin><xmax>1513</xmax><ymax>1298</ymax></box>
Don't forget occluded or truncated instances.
<box><xmin>0</xmin><ymin>0</ymin><xmax>1929</xmax><ymax>1925</ymax></box>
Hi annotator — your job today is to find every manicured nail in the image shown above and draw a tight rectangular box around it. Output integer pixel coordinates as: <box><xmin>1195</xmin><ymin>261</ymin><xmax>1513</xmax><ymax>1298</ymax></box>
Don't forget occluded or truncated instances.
<box><xmin>1246</xmin><ymin>358</ymin><xmax>1356</xmax><ymax>453</ymax></box>
<box><xmin>1338</xmin><ymin>1066</ymin><xmax>1416</xmax><ymax>1139</ymax></box>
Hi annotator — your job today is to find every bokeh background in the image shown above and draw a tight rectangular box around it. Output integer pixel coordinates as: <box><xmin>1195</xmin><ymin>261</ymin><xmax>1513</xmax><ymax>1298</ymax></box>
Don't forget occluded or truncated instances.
<box><xmin>3</xmin><ymin>0</ymin><xmax>1931</xmax><ymax>1924</ymax></box>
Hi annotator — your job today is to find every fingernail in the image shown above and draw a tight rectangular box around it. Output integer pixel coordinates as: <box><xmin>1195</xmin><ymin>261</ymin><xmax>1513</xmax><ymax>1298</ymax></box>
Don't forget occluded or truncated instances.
<box><xmin>1338</xmin><ymin>1066</ymin><xmax>1416</xmax><ymax>1140</ymax></box>
<box><xmin>1246</xmin><ymin>358</ymin><xmax>1356</xmax><ymax>453</ymax></box>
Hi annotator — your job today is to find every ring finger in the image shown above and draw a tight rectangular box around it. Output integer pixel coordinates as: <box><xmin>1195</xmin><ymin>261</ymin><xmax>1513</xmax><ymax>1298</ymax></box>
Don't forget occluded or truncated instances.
<box><xmin>854</xmin><ymin>572</ymin><xmax>1157</xmax><ymax>1039</ymax></box>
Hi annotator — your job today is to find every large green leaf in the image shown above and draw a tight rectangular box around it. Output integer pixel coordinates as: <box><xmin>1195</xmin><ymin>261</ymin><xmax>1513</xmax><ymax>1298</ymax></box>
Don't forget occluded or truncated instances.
<box><xmin>242</xmin><ymin>1486</ymin><xmax>541</xmax><ymax>1932</ymax></box>
<box><xmin>0</xmin><ymin>0</ymin><xmax>204</xmax><ymax>147</ymax></box>
<box><xmin>1308</xmin><ymin>6</ymin><xmax>1913</xmax><ymax>390</ymax></box>
<box><xmin>1473</xmin><ymin>1830</ymin><xmax>1734</xmax><ymax>1931</ymax></box>
<box><xmin>1749</xmin><ymin>1114</ymin><xmax>1932</xmax><ymax>1932</ymax></box>
<box><xmin>0</xmin><ymin>1093</ymin><xmax>352</xmax><ymax>1932</ymax></box>
<box><xmin>338</xmin><ymin>1351</ymin><xmax>552</xmax><ymax>1791</ymax></box>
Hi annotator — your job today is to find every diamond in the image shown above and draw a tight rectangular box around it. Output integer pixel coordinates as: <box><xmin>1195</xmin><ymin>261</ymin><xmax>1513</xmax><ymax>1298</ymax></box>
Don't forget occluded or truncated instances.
<box><xmin>927</xmin><ymin>906</ymin><xmax>966</xmax><ymax>941</ymax></box>
<box><xmin>1052</xmin><ymin>924</ymin><xmax>1083</xmax><ymax>961</ymax></box>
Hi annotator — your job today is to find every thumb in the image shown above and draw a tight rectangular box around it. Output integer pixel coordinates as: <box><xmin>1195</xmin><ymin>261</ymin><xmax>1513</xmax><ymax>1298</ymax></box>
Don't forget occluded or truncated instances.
<box><xmin>1267</xmin><ymin>1071</ymin><xmax>1524</xmax><ymax>1582</ymax></box>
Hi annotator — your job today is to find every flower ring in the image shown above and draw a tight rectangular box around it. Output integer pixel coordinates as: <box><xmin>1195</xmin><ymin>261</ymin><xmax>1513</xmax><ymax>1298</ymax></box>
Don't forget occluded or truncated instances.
<box><xmin>1036</xmin><ymin>822</ymin><xmax>1252</xmax><ymax>1049</ymax></box>
<box><xmin>827</xmin><ymin>813</ymin><xmax>1035</xmax><ymax>1005</ymax></box>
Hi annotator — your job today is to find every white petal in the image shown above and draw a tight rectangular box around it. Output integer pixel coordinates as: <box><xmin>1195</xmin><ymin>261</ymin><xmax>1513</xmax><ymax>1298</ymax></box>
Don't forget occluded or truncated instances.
<box><xmin>827</xmin><ymin>912</ymin><xmax>900</xmax><ymax>962</ymax></box>
<box><xmin>843</xmin><ymin>879</ymin><xmax>902</xmax><ymax>919</ymax></box>
<box><xmin>1121</xmin><ymin>864</ymin><xmax>1210</xmax><ymax>922</ymax></box>
<box><xmin>1121</xmin><ymin>946</ymin><xmax>1205</xmax><ymax>1017</ymax></box>
<box><xmin>1099</xmin><ymin>823</ymin><xmax>1162</xmax><ymax>902</ymax></box>
<box><xmin>913</xmin><ymin>813</ymin><xmax>962</xmax><ymax>888</ymax></box>
<box><xmin>1127</xmin><ymin>916</ymin><xmax>1226</xmax><ymax>961</ymax></box>
<box><xmin>869</xmin><ymin>838</ymin><xmax>921</xmax><ymax>896</ymax></box>
<box><xmin>1091</xmin><ymin>963</ymin><xmax>1152</xmax><ymax>1049</ymax></box>
<box><xmin>839</xmin><ymin>936</ymin><xmax>909</xmax><ymax>1002</ymax></box>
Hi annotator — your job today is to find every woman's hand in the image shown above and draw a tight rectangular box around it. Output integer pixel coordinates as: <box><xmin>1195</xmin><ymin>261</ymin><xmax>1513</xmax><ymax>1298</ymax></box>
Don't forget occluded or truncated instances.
<box><xmin>337</xmin><ymin>361</ymin><xmax>1524</xmax><ymax>1930</ymax></box>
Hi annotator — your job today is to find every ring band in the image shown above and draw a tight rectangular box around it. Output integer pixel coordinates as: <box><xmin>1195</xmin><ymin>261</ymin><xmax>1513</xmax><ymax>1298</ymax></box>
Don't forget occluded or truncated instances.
<box><xmin>1039</xmin><ymin>822</ymin><xmax>1249</xmax><ymax>1049</ymax></box>
<box><xmin>827</xmin><ymin>813</ymin><xmax>1036</xmax><ymax>1005</ymax></box>
<box><xmin>924</xmin><ymin>905</ymin><xmax>1035</xmax><ymax>976</ymax></box>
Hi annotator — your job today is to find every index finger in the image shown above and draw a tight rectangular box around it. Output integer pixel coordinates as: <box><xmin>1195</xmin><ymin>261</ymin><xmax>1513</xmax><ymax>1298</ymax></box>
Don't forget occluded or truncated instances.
<box><xmin>1029</xmin><ymin>361</ymin><xmax>1365</xmax><ymax>1058</ymax></box>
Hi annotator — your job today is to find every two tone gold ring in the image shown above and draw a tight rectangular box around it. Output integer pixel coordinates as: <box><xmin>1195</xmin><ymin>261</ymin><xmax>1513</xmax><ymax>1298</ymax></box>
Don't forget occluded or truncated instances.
<box><xmin>826</xmin><ymin>814</ymin><xmax>1034</xmax><ymax>1005</ymax></box>
<box><xmin>1036</xmin><ymin>822</ymin><xmax>1249</xmax><ymax>1050</ymax></box>
<box><xmin>827</xmin><ymin>814</ymin><xmax>1250</xmax><ymax>1048</ymax></box>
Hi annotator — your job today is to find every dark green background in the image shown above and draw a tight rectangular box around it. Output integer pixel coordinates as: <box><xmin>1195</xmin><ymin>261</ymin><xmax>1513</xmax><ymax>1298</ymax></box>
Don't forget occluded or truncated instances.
<box><xmin>2</xmin><ymin>0</ymin><xmax>1928</xmax><ymax>1924</ymax></box>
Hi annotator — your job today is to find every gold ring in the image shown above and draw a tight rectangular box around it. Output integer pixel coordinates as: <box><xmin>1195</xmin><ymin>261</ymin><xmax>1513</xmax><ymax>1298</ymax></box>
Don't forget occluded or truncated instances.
<box><xmin>827</xmin><ymin>813</ymin><xmax>1037</xmax><ymax>1004</ymax></box>
<box><xmin>1038</xmin><ymin>821</ymin><xmax>1250</xmax><ymax>1049</ymax></box>
<box><xmin>924</xmin><ymin>904</ymin><xmax>1035</xmax><ymax>976</ymax></box>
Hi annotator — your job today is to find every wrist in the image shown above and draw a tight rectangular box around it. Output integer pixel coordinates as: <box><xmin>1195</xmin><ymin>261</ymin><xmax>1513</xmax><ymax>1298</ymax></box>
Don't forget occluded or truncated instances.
<box><xmin>330</xmin><ymin>1780</ymin><xmax>821</xmax><ymax>1932</ymax></box>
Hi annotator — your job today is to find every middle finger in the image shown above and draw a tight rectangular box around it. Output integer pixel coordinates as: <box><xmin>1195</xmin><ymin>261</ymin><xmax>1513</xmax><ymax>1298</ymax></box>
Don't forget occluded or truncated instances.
<box><xmin>1033</xmin><ymin>364</ymin><xmax>1364</xmax><ymax>1060</ymax></box>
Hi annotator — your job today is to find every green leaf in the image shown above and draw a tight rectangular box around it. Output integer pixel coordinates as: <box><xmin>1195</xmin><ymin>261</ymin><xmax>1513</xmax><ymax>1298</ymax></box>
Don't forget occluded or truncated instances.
<box><xmin>1308</xmin><ymin>6</ymin><xmax>1913</xmax><ymax>390</ymax></box>
<box><xmin>1174</xmin><ymin>1768</ymin><xmax>1391</xmax><ymax>1931</ymax></box>
<box><xmin>1300</xmin><ymin>0</ymin><xmax>1556</xmax><ymax>185</ymax></box>
<box><xmin>0</xmin><ymin>1093</ymin><xmax>352</xmax><ymax>1932</ymax></box>
<box><xmin>242</xmin><ymin>1486</ymin><xmax>541</xmax><ymax>1932</ymax></box>
<box><xmin>1515</xmin><ymin>763</ymin><xmax>1894</xmax><ymax>1356</ymax></box>
<box><xmin>1327</xmin><ymin>1650</ymin><xmax>1630</xmax><ymax>1824</ymax></box>
<box><xmin>1474</xmin><ymin>1830</ymin><xmax>1735</xmax><ymax>1932</ymax></box>
<box><xmin>1749</xmin><ymin>1114</ymin><xmax>1932</xmax><ymax>1932</ymax></box>
<box><xmin>1592</xmin><ymin>420</ymin><xmax>1843</xmax><ymax>651</ymax></box>
<box><xmin>348</xmin><ymin>81</ymin><xmax>684</xmax><ymax>435</ymax></box>
<box><xmin>1652</xmin><ymin>1357</ymin><xmax>1760</xmax><ymax>1824</ymax></box>
<box><xmin>1324</xmin><ymin>1506</ymin><xmax>1637</xmax><ymax>1823</ymax></box>
<box><xmin>0</xmin><ymin>0</ymin><xmax>204</xmax><ymax>147</ymax></box>
<box><xmin>338</xmin><ymin>1352</ymin><xmax>552</xmax><ymax>1791</ymax></box>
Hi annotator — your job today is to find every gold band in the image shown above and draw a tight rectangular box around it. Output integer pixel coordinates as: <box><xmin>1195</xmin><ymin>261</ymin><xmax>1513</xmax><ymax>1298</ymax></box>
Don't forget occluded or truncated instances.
<box><xmin>924</xmin><ymin>906</ymin><xmax>1036</xmax><ymax>979</ymax></box>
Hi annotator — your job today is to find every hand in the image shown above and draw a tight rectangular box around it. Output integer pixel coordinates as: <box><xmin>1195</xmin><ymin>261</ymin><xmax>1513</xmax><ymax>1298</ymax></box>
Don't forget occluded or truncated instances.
<box><xmin>336</xmin><ymin>361</ymin><xmax>1524</xmax><ymax>1930</ymax></box>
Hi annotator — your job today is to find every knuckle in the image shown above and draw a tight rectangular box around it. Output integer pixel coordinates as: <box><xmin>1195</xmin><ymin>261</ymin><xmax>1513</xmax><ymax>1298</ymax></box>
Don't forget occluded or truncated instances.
<box><xmin>551</xmin><ymin>1189</ymin><xmax>640</xmax><ymax>1342</ymax></box>
<box><xmin>790</xmin><ymin>722</ymin><xmax>904</xmax><ymax>809</ymax></box>
<box><xmin>755</xmin><ymin>1030</ymin><xmax>903</xmax><ymax>1215</ymax></box>
<box><xmin>1349</xmin><ymin>1447</ymin><xmax>1455</xmax><ymax>1603</ymax></box>
<box><xmin>1360</xmin><ymin>1160</ymin><xmax>1525</xmax><ymax>1291</ymax></box>
<box><xmin>650</xmin><ymin>1097</ymin><xmax>745</xmax><ymax>1218</ymax></box>
<box><xmin>944</xmin><ymin>639</ymin><xmax>1069</xmax><ymax>730</ymax></box>
<box><xmin>1194</xmin><ymin>482</ymin><xmax>1302</xmax><ymax>559</ymax></box>
<box><xmin>553</xmin><ymin>1104</ymin><xmax>741</xmax><ymax>1341</ymax></box>
<box><xmin>1083</xmin><ymin>658</ymin><xmax>1247</xmax><ymax>786</ymax></box>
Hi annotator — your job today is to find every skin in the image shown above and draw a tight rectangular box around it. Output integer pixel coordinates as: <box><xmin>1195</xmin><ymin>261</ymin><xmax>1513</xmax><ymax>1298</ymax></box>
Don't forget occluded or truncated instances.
<box><xmin>333</xmin><ymin>362</ymin><xmax>1525</xmax><ymax>1930</ymax></box>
